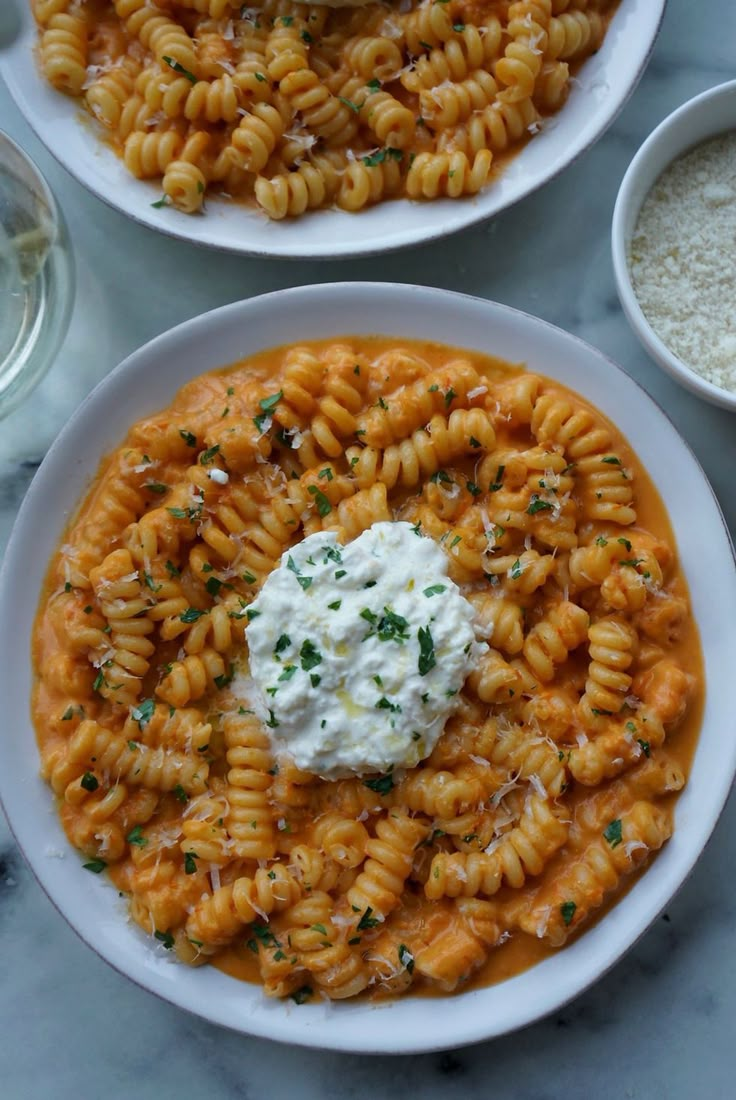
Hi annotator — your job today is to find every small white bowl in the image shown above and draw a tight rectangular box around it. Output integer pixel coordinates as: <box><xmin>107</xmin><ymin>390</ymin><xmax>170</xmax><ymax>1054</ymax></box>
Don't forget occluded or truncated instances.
<box><xmin>612</xmin><ymin>80</ymin><xmax>736</xmax><ymax>413</ymax></box>
<box><xmin>1</xmin><ymin>283</ymin><xmax>735</xmax><ymax>1053</ymax></box>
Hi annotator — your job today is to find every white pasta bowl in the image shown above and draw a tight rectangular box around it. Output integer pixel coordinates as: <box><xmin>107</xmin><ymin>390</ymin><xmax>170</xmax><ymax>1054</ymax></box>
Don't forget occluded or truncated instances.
<box><xmin>1</xmin><ymin>283</ymin><xmax>735</xmax><ymax>1053</ymax></box>
<box><xmin>0</xmin><ymin>0</ymin><xmax>666</xmax><ymax>258</ymax></box>
<box><xmin>612</xmin><ymin>79</ymin><xmax>736</xmax><ymax>413</ymax></box>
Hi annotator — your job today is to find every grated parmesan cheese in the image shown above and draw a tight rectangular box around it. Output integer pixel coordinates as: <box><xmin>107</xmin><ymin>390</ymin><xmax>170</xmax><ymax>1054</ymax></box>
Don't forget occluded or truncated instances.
<box><xmin>629</xmin><ymin>133</ymin><xmax>736</xmax><ymax>393</ymax></box>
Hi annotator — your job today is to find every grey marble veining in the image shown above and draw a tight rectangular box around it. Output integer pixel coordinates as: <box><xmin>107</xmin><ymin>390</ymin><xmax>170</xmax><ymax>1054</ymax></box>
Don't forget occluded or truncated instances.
<box><xmin>1</xmin><ymin>1</ymin><xmax>736</xmax><ymax>1096</ymax></box>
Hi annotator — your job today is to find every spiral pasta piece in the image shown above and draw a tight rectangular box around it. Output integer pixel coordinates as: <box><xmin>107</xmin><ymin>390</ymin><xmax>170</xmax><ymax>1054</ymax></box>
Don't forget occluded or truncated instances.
<box><xmin>223</xmin><ymin>712</ymin><xmax>277</xmax><ymax>861</ymax></box>
<box><xmin>40</xmin><ymin>13</ymin><xmax>87</xmax><ymax>96</ymax></box>
<box><xmin>185</xmin><ymin>865</ymin><xmax>302</xmax><ymax>948</ymax></box>
<box><xmin>346</xmin><ymin>812</ymin><xmax>428</xmax><ymax>921</ymax></box>
<box><xmin>426</xmin><ymin>796</ymin><xmax>568</xmax><ymax>899</ymax></box>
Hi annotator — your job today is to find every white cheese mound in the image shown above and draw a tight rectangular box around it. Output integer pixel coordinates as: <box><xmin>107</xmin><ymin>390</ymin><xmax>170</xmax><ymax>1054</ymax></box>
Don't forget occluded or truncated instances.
<box><xmin>244</xmin><ymin>522</ymin><xmax>485</xmax><ymax>778</ymax></box>
<box><xmin>629</xmin><ymin>133</ymin><xmax>736</xmax><ymax>394</ymax></box>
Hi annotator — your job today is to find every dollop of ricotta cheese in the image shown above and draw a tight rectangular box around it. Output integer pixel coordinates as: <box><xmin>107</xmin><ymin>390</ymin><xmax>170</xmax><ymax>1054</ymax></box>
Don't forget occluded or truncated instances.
<box><xmin>243</xmin><ymin>522</ymin><xmax>484</xmax><ymax>779</ymax></box>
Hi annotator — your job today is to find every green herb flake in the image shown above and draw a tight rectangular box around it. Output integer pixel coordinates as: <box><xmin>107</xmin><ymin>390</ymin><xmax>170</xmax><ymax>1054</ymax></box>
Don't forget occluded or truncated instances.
<box><xmin>357</xmin><ymin>906</ymin><xmax>380</xmax><ymax>930</ymax></box>
<box><xmin>489</xmin><ymin>465</ymin><xmax>505</xmax><ymax>492</ymax></box>
<box><xmin>328</xmin><ymin>599</ymin><xmax>342</xmax><ymax>611</ymax></box>
<box><xmin>307</xmin><ymin>485</ymin><xmax>331</xmax><ymax>516</ymax></box>
<box><xmin>363</xmin><ymin>771</ymin><xmax>394</xmax><ymax>795</ymax></box>
<box><xmin>173</xmin><ymin>784</ymin><xmax>189</xmax><ymax>804</ymax></box>
<box><xmin>199</xmin><ymin>444</ymin><xmax>220</xmax><ymax>465</ymax></box>
<box><xmin>418</xmin><ymin>625</ymin><xmax>436</xmax><ymax>676</ymax></box>
<box><xmin>430</xmin><ymin>469</ymin><xmax>453</xmax><ymax>485</ymax></box>
<box><xmin>80</xmin><ymin>772</ymin><xmax>98</xmax><ymax>792</ymax></box>
<box><xmin>398</xmin><ymin>944</ymin><xmax>415</xmax><ymax>974</ymax></box>
<box><xmin>290</xmin><ymin>985</ymin><xmax>313</xmax><ymax>1005</ymax></box>
<box><xmin>180</xmin><ymin>607</ymin><xmax>205</xmax><ymax>624</ymax></box>
<box><xmin>300</xmin><ymin>639</ymin><xmax>322</xmax><ymax>672</ymax></box>
<box><xmin>83</xmin><ymin>858</ymin><xmax>107</xmax><ymax>874</ymax></box>
<box><xmin>154</xmin><ymin>929</ymin><xmax>175</xmax><ymax>949</ymax></box>
<box><xmin>339</xmin><ymin>96</ymin><xmax>362</xmax><ymax>113</ymax></box>
<box><xmin>560</xmin><ymin>900</ymin><xmax>577</xmax><ymax>926</ymax></box>
<box><xmin>602</xmin><ymin>456</ymin><xmax>621</xmax><ymax>465</ymax></box>
<box><xmin>162</xmin><ymin>56</ymin><xmax>196</xmax><ymax>83</ymax></box>
<box><xmin>603</xmin><ymin>819</ymin><xmax>623</xmax><ymax>849</ymax></box>
<box><xmin>423</xmin><ymin>585</ymin><xmax>446</xmax><ymax>597</ymax></box>
<box><xmin>184</xmin><ymin>852</ymin><xmax>198</xmax><ymax>875</ymax></box>
<box><xmin>274</xmin><ymin>634</ymin><xmax>292</xmax><ymax>655</ymax></box>
<box><xmin>127</xmin><ymin>825</ymin><xmax>148</xmax><ymax>848</ymax></box>
<box><xmin>637</xmin><ymin>738</ymin><xmax>651</xmax><ymax>757</ymax></box>
<box><xmin>151</xmin><ymin>195</ymin><xmax>169</xmax><ymax>209</ymax></box>
<box><xmin>527</xmin><ymin>494</ymin><xmax>553</xmax><ymax>515</ymax></box>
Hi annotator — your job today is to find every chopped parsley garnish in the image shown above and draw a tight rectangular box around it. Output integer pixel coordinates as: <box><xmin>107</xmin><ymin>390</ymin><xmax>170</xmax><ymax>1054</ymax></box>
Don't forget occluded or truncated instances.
<box><xmin>265</xmin><ymin>709</ymin><xmax>280</xmax><ymax>729</ymax></box>
<box><xmin>242</xmin><ymin>570</ymin><xmax>257</xmax><ymax>584</ymax></box>
<box><xmin>339</xmin><ymin>95</ymin><xmax>363</xmax><ymax>113</ymax></box>
<box><xmin>619</xmin><ymin>558</ymin><xmax>644</xmax><ymax>568</ymax></box>
<box><xmin>362</xmin><ymin>146</ymin><xmax>403</xmax><ymax>167</ymax></box>
<box><xmin>127</xmin><ymin>825</ymin><xmax>148</xmax><ymax>848</ymax></box>
<box><xmin>375</xmin><ymin>696</ymin><xmax>401</xmax><ymax>713</ymax></box>
<box><xmin>510</xmin><ymin>558</ymin><xmax>523</xmax><ymax>580</ymax></box>
<box><xmin>274</xmin><ymin>634</ymin><xmax>291</xmax><ymax>655</ymax></box>
<box><xmin>398</xmin><ymin>944</ymin><xmax>415</xmax><ymax>974</ymax></box>
<box><xmin>328</xmin><ymin>599</ymin><xmax>342</xmax><ymax>610</ymax></box>
<box><xmin>199</xmin><ymin>444</ymin><xmax>220</xmax><ymax>465</ymax></box>
<box><xmin>603</xmin><ymin>819</ymin><xmax>623</xmax><ymax>848</ymax></box>
<box><xmin>154</xmin><ymin>930</ymin><xmax>175</xmax><ymax>950</ymax></box>
<box><xmin>417</xmin><ymin>625</ymin><xmax>436</xmax><ymax>675</ymax></box>
<box><xmin>602</xmin><ymin>455</ymin><xmax>621</xmax><ymax>465</ymax></box>
<box><xmin>595</xmin><ymin>535</ymin><xmax>608</xmax><ymax>546</ymax></box>
<box><xmin>162</xmin><ymin>56</ymin><xmax>196</xmax><ymax>82</ymax></box>
<box><xmin>184</xmin><ymin>852</ymin><xmax>198</xmax><ymax>875</ymax></box>
<box><xmin>172</xmin><ymin>784</ymin><xmax>189</xmax><ymax>804</ymax></box>
<box><xmin>560</xmin><ymin>901</ymin><xmax>577</xmax><ymax>926</ymax></box>
<box><xmin>357</xmin><ymin>906</ymin><xmax>380</xmax><ymax>929</ymax></box>
<box><xmin>131</xmin><ymin>698</ymin><xmax>155</xmax><ymax>729</ymax></box>
<box><xmin>151</xmin><ymin>195</ymin><xmax>169</xmax><ymax>209</ymax></box>
<box><xmin>278</xmin><ymin>665</ymin><xmax>297</xmax><ymax>682</ymax></box>
<box><xmin>363</xmin><ymin>771</ymin><xmax>394</xmax><ymax>795</ymax></box>
<box><xmin>318</xmin><ymin>467</ymin><xmax>333</xmax><ymax>481</ymax></box>
<box><xmin>637</xmin><ymin>738</ymin><xmax>651</xmax><ymax>757</ymax></box>
<box><xmin>165</xmin><ymin>560</ymin><xmax>180</xmax><ymax>577</ymax></box>
<box><xmin>80</xmin><ymin>772</ymin><xmax>98</xmax><ymax>792</ymax></box>
<box><xmin>259</xmin><ymin>390</ymin><xmax>283</xmax><ymax>414</ymax></box>
<box><xmin>307</xmin><ymin>485</ymin><xmax>332</xmax><ymax>516</ymax></box>
<box><xmin>366</xmin><ymin>78</ymin><xmax>381</xmax><ymax>91</ymax></box>
<box><xmin>618</xmin><ymin>537</ymin><xmax>632</xmax><ymax>551</ymax></box>
<box><xmin>527</xmin><ymin>494</ymin><xmax>553</xmax><ymax>515</ymax></box>
<box><xmin>290</xmin><ymin>985</ymin><xmax>313</xmax><ymax>1005</ymax></box>
<box><xmin>489</xmin><ymin>465</ymin><xmax>505</xmax><ymax>491</ymax></box>
<box><xmin>444</xmin><ymin>387</ymin><xmax>457</xmax><ymax>408</ymax></box>
<box><xmin>423</xmin><ymin>585</ymin><xmax>446</xmax><ymax>597</ymax></box>
<box><xmin>252</xmin><ymin>923</ymin><xmax>281</xmax><ymax>949</ymax></box>
<box><xmin>82</xmin><ymin>859</ymin><xmax>107</xmax><ymax>873</ymax></box>
<box><xmin>300</xmin><ymin>639</ymin><xmax>322</xmax><ymax>671</ymax></box>
<box><xmin>145</xmin><ymin>481</ymin><xmax>168</xmax><ymax>495</ymax></box>
<box><xmin>180</xmin><ymin>607</ymin><xmax>205</xmax><ymax>623</ymax></box>
<box><xmin>429</xmin><ymin>469</ymin><xmax>452</xmax><ymax>485</ymax></box>
<box><xmin>466</xmin><ymin>480</ymin><xmax>481</xmax><ymax>496</ymax></box>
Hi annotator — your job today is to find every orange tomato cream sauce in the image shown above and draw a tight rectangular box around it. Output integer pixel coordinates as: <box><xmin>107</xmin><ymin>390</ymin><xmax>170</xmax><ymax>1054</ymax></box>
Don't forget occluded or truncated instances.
<box><xmin>31</xmin><ymin>338</ymin><xmax>703</xmax><ymax>1002</ymax></box>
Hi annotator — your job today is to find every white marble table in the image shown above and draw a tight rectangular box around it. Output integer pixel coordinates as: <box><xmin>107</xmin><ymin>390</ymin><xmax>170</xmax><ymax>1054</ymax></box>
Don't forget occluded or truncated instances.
<box><xmin>1</xmin><ymin>1</ymin><xmax>736</xmax><ymax>1095</ymax></box>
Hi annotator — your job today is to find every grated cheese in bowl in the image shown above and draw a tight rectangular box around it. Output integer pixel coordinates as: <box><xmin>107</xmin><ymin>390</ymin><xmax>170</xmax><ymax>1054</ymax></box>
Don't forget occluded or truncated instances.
<box><xmin>629</xmin><ymin>132</ymin><xmax>736</xmax><ymax>396</ymax></box>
